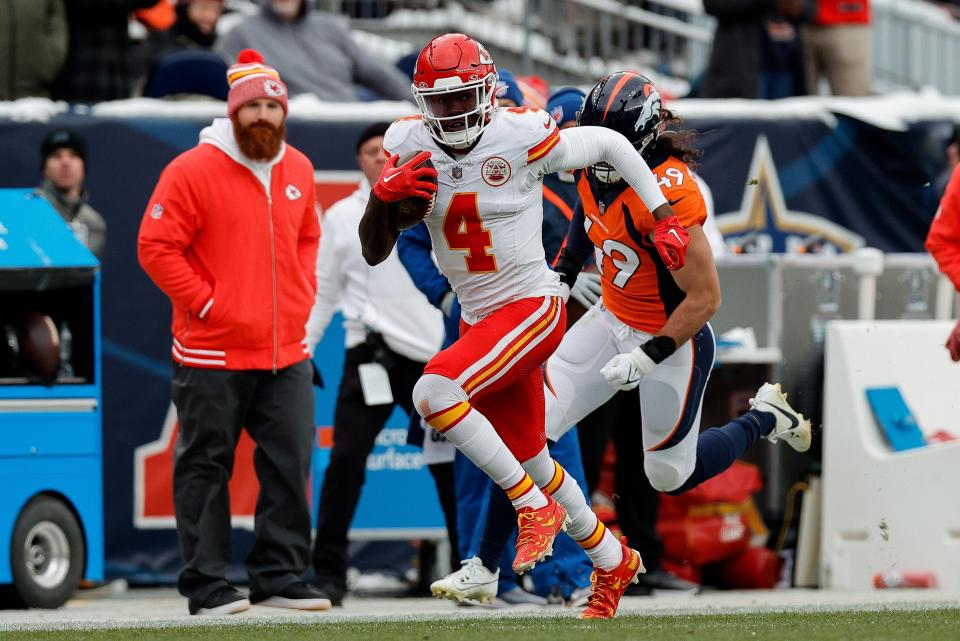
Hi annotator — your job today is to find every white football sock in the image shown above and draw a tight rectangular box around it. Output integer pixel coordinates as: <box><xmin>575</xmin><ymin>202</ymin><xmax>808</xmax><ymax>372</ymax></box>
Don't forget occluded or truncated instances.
<box><xmin>415</xmin><ymin>373</ymin><xmax>547</xmax><ymax>511</ymax></box>
<box><xmin>522</xmin><ymin>446</ymin><xmax>623</xmax><ymax>570</ymax></box>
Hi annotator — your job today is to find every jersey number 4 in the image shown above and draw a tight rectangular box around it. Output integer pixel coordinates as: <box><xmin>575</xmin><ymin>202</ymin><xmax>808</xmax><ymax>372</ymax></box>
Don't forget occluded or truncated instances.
<box><xmin>442</xmin><ymin>193</ymin><xmax>497</xmax><ymax>273</ymax></box>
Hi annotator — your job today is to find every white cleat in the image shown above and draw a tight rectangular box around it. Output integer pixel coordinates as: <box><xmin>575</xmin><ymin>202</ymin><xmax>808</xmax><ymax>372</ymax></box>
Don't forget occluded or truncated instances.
<box><xmin>750</xmin><ymin>382</ymin><xmax>813</xmax><ymax>452</ymax></box>
<box><xmin>430</xmin><ymin>557</ymin><xmax>498</xmax><ymax>605</ymax></box>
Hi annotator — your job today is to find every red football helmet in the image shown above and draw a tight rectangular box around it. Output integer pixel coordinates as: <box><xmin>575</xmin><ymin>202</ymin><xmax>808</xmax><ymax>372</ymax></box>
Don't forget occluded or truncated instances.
<box><xmin>411</xmin><ymin>33</ymin><xmax>498</xmax><ymax>149</ymax></box>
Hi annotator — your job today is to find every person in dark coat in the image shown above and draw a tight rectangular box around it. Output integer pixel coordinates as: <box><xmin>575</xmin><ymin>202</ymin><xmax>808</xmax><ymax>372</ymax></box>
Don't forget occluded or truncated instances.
<box><xmin>0</xmin><ymin>0</ymin><xmax>68</xmax><ymax>100</ymax></box>
<box><xmin>53</xmin><ymin>0</ymin><xmax>157</xmax><ymax>103</ymax></box>
<box><xmin>701</xmin><ymin>0</ymin><xmax>775</xmax><ymax>98</ymax></box>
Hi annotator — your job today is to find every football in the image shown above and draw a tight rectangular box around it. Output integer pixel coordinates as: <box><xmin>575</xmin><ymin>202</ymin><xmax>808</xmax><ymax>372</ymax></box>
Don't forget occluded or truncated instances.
<box><xmin>390</xmin><ymin>150</ymin><xmax>437</xmax><ymax>231</ymax></box>
<box><xmin>17</xmin><ymin>311</ymin><xmax>59</xmax><ymax>379</ymax></box>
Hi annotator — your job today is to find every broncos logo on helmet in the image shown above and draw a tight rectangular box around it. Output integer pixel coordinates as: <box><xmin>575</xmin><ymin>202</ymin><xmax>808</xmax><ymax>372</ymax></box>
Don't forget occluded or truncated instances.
<box><xmin>578</xmin><ymin>72</ymin><xmax>663</xmax><ymax>183</ymax></box>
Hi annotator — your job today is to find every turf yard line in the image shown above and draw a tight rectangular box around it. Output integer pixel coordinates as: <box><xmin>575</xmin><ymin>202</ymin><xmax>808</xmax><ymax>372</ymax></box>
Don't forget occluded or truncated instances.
<box><xmin>3</xmin><ymin>608</ymin><xmax>959</xmax><ymax>641</ymax></box>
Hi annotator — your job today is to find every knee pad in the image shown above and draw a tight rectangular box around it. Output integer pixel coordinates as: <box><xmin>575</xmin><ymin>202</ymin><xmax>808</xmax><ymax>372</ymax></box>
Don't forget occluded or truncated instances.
<box><xmin>412</xmin><ymin>373</ymin><xmax>468</xmax><ymax>420</ymax></box>
<box><xmin>644</xmin><ymin>457</ymin><xmax>686</xmax><ymax>494</ymax></box>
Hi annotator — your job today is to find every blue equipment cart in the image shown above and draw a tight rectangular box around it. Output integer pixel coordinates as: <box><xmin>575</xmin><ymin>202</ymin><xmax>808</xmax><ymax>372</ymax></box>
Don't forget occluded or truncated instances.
<box><xmin>0</xmin><ymin>189</ymin><xmax>103</xmax><ymax>608</ymax></box>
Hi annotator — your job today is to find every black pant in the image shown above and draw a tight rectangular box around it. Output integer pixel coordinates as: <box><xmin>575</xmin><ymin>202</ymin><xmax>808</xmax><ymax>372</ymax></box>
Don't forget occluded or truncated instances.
<box><xmin>312</xmin><ymin>341</ymin><xmax>426</xmax><ymax>589</ymax></box>
<box><xmin>171</xmin><ymin>360</ymin><xmax>315</xmax><ymax>601</ymax></box>
<box><xmin>577</xmin><ymin>390</ymin><xmax>664</xmax><ymax>571</ymax></box>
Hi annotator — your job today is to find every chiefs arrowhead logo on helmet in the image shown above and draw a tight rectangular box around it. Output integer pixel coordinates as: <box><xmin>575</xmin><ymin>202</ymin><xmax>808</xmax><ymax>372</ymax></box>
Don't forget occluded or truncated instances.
<box><xmin>411</xmin><ymin>33</ymin><xmax>499</xmax><ymax>150</ymax></box>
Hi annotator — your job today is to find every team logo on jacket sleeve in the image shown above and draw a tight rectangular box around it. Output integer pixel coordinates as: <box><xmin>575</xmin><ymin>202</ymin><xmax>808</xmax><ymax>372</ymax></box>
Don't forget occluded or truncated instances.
<box><xmin>481</xmin><ymin>156</ymin><xmax>511</xmax><ymax>186</ymax></box>
<box><xmin>285</xmin><ymin>184</ymin><xmax>302</xmax><ymax>201</ymax></box>
<box><xmin>151</xmin><ymin>203</ymin><xmax>164</xmax><ymax>220</ymax></box>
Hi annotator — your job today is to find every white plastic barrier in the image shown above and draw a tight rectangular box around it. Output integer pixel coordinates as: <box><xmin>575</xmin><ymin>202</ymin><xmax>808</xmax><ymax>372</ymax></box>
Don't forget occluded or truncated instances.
<box><xmin>821</xmin><ymin>320</ymin><xmax>960</xmax><ymax>589</ymax></box>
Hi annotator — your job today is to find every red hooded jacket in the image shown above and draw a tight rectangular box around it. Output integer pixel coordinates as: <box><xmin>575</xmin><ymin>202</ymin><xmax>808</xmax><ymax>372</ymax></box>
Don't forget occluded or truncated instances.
<box><xmin>138</xmin><ymin>118</ymin><xmax>319</xmax><ymax>370</ymax></box>
<box><xmin>926</xmin><ymin>165</ymin><xmax>960</xmax><ymax>290</ymax></box>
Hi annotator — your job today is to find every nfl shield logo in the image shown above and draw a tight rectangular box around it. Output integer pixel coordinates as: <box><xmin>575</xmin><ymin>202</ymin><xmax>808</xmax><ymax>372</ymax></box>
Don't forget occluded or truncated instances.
<box><xmin>598</xmin><ymin>201</ymin><xmax>606</xmax><ymax>216</ymax></box>
<box><xmin>453</xmin><ymin>166</ymin><xmax>462</xmax><ymax>180</ymax></box>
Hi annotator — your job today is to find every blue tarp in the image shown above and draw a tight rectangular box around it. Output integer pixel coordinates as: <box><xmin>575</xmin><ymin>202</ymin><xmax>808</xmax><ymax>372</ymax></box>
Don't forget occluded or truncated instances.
<box><xmin>0</xmin><ymin>189</ymin><xmax>98</xmax><ymax>269</ymax></box>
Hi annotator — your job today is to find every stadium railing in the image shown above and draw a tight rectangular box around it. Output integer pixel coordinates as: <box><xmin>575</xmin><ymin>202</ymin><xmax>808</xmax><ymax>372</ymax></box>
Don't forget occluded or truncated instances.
<box><xmin>320</xmin><ymin>0</ymin><xmax>960</xmax><ymax>95</ymax></box>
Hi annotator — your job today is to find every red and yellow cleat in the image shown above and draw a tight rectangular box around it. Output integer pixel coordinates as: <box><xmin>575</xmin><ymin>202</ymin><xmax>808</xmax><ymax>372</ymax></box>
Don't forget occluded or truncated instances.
<box><xmin>512</xmin><ymin>495</ymin><xmax>566</xmax><ymax>574</ymax></box>
<box><xmin>579</xmin><ymin>538</ymin><xmax>645</xmax><ymax>619</ymax></box>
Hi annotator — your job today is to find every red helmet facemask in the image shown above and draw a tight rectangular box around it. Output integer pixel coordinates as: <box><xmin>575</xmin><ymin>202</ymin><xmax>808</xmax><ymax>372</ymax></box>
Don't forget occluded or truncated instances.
<box><xmin>411</xmin><ymin>33</ymin><xmax>498</xmax><ymax>149</ymax></box>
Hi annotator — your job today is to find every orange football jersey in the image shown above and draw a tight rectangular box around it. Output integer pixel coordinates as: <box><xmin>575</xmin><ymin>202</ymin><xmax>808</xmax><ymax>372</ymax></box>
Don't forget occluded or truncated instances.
<box><xmin>577</xmin><ymin>155</ymin><xmax>707</xmax><ymax>334</ymax></box>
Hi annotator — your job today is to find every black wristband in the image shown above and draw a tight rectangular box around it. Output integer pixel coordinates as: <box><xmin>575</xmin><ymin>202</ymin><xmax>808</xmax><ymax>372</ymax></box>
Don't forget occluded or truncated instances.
<box><xmin>640</xmin><ymin>335</ymin><xmax>677</xmax><ymax>364</ymax></box>
<box><xmin>554</xmin><ymin>250</ymin><xmax>583</xmax><ymax>289</ymax></box>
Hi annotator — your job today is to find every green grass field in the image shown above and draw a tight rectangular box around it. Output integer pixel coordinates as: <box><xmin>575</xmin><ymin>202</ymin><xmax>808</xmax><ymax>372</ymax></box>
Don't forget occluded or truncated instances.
<box><xmin>6</xmin><ymin>609</ymin><xmax>959</xmax><ymax>641</ymax></box>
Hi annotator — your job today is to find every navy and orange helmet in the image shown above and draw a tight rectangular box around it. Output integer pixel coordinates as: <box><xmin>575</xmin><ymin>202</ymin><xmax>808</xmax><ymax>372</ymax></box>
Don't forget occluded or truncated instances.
<box><xmin>578</xmin><ymin>71</ymin><xmax>663</xmax><ymax>160</ymax></box>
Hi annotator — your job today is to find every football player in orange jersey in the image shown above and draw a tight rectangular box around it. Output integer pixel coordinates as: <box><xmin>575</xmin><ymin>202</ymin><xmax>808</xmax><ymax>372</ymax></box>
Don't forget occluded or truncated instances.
<box><xmin>430</xmin><ymin>72</ymin><xmax>816</xmax><ymax>618</ymax></box>
<box><xmin>547</xmin><ymin>73</ymin><xmax>813</xmax><ymax>523</ymax></box>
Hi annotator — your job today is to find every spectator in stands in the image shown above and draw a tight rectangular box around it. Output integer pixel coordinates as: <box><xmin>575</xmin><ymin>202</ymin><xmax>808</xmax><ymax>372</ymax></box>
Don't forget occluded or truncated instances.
<box><xmin>140</xmin><ymin>0</ymin><xmax>227</xmax><ymax>97</ymax></box>
<box><xmin>53</xmin><ymin>0</ymin><xmax>157</xmax><ymax>103</ymax></box>
<box><xmin>760</xmin><ymin>0</ymin><xmax>811</xmax><ymax>99</ymax></box>
<box><xmin>307</xmin><ymin>123</ymin><xmax>445</xmax><ymax>606</ymax></box>
<box><xmin>701</xmin><ymin>0</ymin><xmax>772</xmax><ymax>98</ymax></box>
<box><xmin>215</xmin><ymin>0</ymin><xmax>411</xmax><ymax>101</ymax></box>
<box><xmin>495</xmin><ymin>69</ymin><xmax>524</xmax><ymax>108</ymax></box>
<box><xmin>36</xmin><ymin>130</ymin><xmax>106</xmax><ymax>259</ymax></box>
<box><xmin>138</xmin><ymin>50</ymin><xmax>328</xmax><ymax>616</ymax></box>
<box><xmin>801</xmin><ymin>0</ymin><xmax>871</xmax><ymax>96</ymax></box>
<box><xmin>925</xmin><ymin>163</ymin><xmax>960</xmax><ymax>361</ymax></box>
<box><xmin>933</xmin><ymin>126</ymin><xmax>960</xmax><ymax>202</ymax></box>
<box><xmin>0</xmin><ymin>1</ymin><xmax>68</xmax><ymax>101</ymax></box>
<box><xmin>146</xmin><ymin>0</ymin><xmax>224</xmax><ymax>58</ymax></box>
<box><xmin>517</xmin><ymin>74</ymin><xmax>549</xmax><ymax>109</ymax></box>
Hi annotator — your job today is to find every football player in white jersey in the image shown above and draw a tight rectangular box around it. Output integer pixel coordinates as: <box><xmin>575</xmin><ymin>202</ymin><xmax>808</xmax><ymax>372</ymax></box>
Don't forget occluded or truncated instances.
<box><xmin>358</xmin><ymin>33</ymin><xmax>690</xmax><ymax>619</ymax></box>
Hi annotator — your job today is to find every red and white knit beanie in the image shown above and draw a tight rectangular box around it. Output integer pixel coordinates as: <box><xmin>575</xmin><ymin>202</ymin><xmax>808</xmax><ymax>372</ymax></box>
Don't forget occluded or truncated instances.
<box><xmin>226</xmin><ymin>49</ymin><xmax>288</xmax><ymax>117</ymax></box>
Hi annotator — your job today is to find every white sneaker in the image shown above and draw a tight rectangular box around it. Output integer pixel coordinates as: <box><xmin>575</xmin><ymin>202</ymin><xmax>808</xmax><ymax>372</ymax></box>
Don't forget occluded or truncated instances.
<box><xmin>496</xmin><ymin>586</ymin><xmax>548</xmax><ymax>606</ymax></box>
<box><xmin>430</xmin><ymin>557</ymin><xmax>498</xmax><ymax>604</ymax></box>
<box><xmin>750</xmin><ymin>382</ymin><xmax>813</xmax><ymax>452</ymax></box>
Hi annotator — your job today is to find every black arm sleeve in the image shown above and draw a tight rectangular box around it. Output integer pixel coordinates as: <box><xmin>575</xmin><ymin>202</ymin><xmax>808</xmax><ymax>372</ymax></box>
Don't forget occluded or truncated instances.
<box><xmin>554</xmin><ymin>201</ymin><xmax>593</xmax><ymax>288</ymax></box>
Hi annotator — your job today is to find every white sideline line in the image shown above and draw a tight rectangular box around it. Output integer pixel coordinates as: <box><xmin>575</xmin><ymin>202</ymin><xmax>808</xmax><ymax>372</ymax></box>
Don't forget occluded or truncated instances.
<box><xmin>0</xmin><ymin>589</ymin><xmax>958</xmax><ymax>633</ymax></box>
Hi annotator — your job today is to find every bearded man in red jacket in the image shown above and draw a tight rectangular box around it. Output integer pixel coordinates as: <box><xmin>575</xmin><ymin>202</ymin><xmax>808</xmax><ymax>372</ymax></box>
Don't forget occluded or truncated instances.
<box><xmin>138</xmin><ymin>49</ymin><xmax>327</xmax><ymax>616</ymax></box>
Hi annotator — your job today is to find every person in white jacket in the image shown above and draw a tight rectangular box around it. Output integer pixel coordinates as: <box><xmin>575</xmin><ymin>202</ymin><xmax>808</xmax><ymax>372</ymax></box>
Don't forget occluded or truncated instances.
<box><xmin>306</xmin><ymin>122</ymin><xmax>445</xmax><ymax>606</ymax></box>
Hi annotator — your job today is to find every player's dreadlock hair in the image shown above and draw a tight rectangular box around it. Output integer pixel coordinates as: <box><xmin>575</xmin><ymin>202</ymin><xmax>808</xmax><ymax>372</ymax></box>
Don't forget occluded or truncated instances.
<box><xmin>647</xmin><ymin>107</ymin><xmax>702</xmax><ymax>171</ymax></box>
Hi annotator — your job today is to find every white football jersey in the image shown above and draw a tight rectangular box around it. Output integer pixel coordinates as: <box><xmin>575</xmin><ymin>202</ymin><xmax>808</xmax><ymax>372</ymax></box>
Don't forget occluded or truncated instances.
<box><xmin>384</xmin><ymin>107</ymin><xmax>563</xmax><ymax>323</ymax></box>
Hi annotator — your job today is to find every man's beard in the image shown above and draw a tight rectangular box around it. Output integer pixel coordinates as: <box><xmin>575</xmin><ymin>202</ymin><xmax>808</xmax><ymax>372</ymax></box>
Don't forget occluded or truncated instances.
<box><xmin>232</xmin><ymin>117</ymin><xmax>285</xmax><ymax>162</ymax></box>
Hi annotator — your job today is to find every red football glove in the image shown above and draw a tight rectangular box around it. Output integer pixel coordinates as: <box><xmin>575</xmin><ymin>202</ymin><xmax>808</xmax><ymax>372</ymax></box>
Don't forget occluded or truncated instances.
<box><xmin>372</xmin><ymin>151</ymin><xmax>438</xmax><ymax>203</ymax></box>
<box><xmin>653</xmin><ymin>215</ymin><xmax>691</xmax><ymax>270</ymax></box>
<box><xmin>946</xmin><ymin>319</ymin><xmax>960</xmax><ymax>362</ymax></box>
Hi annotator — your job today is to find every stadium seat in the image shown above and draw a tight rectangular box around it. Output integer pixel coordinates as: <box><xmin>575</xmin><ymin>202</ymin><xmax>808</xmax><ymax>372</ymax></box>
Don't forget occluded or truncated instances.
<box><xmin>144</xmin><ymin>50</ymin><xmax>230</xmax><ymax>101</ymax></box>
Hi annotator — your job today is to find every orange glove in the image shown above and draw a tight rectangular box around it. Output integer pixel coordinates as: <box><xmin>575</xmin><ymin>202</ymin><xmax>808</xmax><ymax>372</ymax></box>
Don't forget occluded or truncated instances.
<box><xmin>946</xmin><ymin>319</ymin><xmax>960</xmax><ymax>362</ymax></box>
